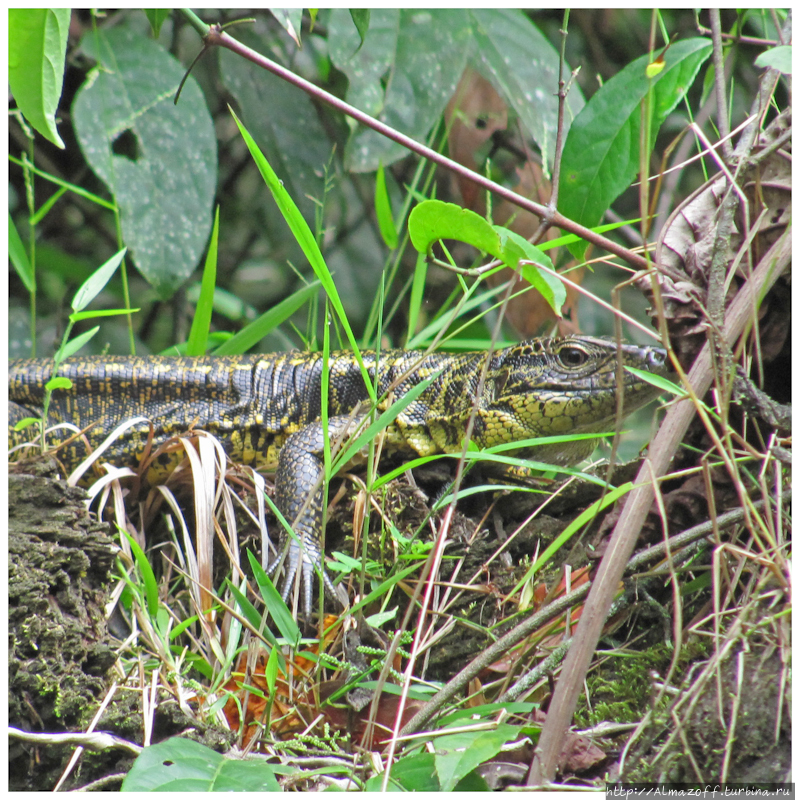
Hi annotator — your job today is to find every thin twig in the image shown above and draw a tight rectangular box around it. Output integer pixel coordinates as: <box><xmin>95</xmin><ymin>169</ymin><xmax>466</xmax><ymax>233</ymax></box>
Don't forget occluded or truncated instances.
<box><xmin>9</xmin><ymin>726</ymin><xmax>142</xmax><ymax>756</ymax></box>
<box><xmin>537</xmin><ymin>10</ymin><xmax>571</xmax><ymax>222</ymax></box>
<box><xmin>695</xmin><ymin>27</ymin><xmax>781</xmax><ymax>48</ymax></box>
<box><xmin>709</xmin><ymin>10</ymin><xmax>734</xmax><ymax>162</ymax></box>
<box><xmin>400</xmin><ymin>481</ymin><xmax>787</xmax><ymax>736</ymax></box>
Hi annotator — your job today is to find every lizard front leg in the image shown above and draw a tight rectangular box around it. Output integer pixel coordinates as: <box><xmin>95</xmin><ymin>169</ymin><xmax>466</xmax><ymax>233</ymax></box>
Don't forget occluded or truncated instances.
<box><xmin>273</xmin><ymin>415</ymin><xmax>358</xmax><ymax>616</ymax></box>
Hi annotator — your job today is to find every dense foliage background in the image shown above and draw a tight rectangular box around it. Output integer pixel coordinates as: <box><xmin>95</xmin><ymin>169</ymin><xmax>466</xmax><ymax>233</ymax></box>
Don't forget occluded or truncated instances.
<box><xmin>9</xmin><ymin>9</ymin><xmax>781</xmax><ymax>359</ymax></box>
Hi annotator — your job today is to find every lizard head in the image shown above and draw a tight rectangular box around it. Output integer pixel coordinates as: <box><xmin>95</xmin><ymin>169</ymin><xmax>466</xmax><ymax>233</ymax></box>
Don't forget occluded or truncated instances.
<box><xmin>475</xmin><ymin>335</ymin><xmax>669</xmax><ymax>465</ymax></box>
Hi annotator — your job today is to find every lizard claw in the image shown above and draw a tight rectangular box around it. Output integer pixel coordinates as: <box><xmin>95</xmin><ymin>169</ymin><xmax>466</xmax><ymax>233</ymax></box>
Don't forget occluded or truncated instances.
<box><xmin>276</xmin><ymin>538</ymin><xmax>341</xmax><ymax>618</ymax></box>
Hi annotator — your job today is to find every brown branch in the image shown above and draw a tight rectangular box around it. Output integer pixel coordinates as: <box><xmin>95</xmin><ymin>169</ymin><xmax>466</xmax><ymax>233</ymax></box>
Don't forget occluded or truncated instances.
<box><xmin>527</xmin><ymin>226</ymin><xmax>791</xmax><ymax>785</ymax></box>
<box><xmin>202</xmin><ymin>24</ymin><xmax>656</xmax><ymax>274</ymax></box>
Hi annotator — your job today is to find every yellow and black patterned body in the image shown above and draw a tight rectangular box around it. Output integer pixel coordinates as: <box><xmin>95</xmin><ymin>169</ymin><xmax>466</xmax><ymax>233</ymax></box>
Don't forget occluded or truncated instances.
<box><xmin>8</xmin><ymin>336</ymin><xmax>668</xmax><ymax>614</ymax></box>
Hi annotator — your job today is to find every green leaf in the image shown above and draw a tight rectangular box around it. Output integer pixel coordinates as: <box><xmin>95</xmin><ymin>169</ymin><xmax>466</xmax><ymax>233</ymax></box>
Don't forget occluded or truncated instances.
<box><xmin>374</xmin><ymin>163</ymin><xmax>399</xmax><ymax>249</ymax></box>
<box><xmin>120</xmin><ymin>529</ymin><xmax>159</xmax><ymax>618</ymax></box>
<box><xmin>71</xmin><ymin>248</ymin><xmax>127</xmax><ymax>312</ymax></box>
<box><xmin>408</xmin><ymin>201</ymin><xmax>564</xmax><ymax>315</ymax></box>
<box><xmin>755</xmin><ymin>44</ymin><xmax>792</xmax><ymax>74</ymax></box>
<box><xmin>329</xmin><ymin>9</ymin><xmax>583</xmax><ymax>173</ymax></box>
<box><xmin>45</xmin><ymin>376</ymin><xmax>72</xmax><ymax>392</ymax></box>
<box><xmin>330</xmin><ymin>9</ymin><xmax>471</xmax><ymax>172</ymax></box>
<box><xmin>349</xmin><ymin>9</ymin><xmax>371</xmax><ymax>47</ymax></box>
<box><xmin>264</xmin><ymin>642</ymin><xmax>280</xmax><ymax>697</ymax></box>
<box><xmin>408</xmin><ymin>199</ymin><xmax>501</xmax><ymax>257</ymax></box>
<box><xmin>270</xmin><ymin>8</ymin><xmax>303</xmax><ymax>47</ymax></box>
<box><xmin>186</xmin><ymin>206</ymin><xmax>220</xmax><ymax>357</ymax></box>
<box><xmin>73</xmin><ymin>23</ymin><xmax>217</xmax><ymax>298</ymax></box>
<box><xmin>495</xmin><ymin>227</ymin><xmax>551</xmax><ymax>270</ymax></box>
<box><xmin>8</xmin><ymin>9</ymin><xmax>70</xmax><ymax>148</ymax></box>
<box><xmin>9</xmin><ymin>213</ymin><xmax>35</xmax><ymax>293</ymax></box>
<box><xmin>328</xmin><ymin>8</ymin><xmax>398</xmax><ymax>117</ymax></box>
<box><xmin>246</xmin><ymin>550</ymin><xmax>302</xmax><ymax>647</ymax></box>
<box><xmin>466</xmin><ymin>9</ymin><xmax>584</xmax><ymax>168</ymax></box>
<box><xmin>364</xmin><ymin>752</ymin><xmax>440</xmax><ymax>791</ymax></box>
<box><xmin>434</xmin><ymin>722</ymin><xmax>523</xmax><ymax>791</ymax></box>
<box><xmin>494</xmin><ymin>227</ymin><xmax>564</xmax><ymax>314</ymax></box>
<box><xmin>13</xmin><ymin>417</ymin><xmax>41</xmax><ymax>433</ymax></box>
<box><xmin>143</xmin><ymin>9</ymin><xmax>171</xmax><ymax>39</ymax></box>
<box><xmin>59</xmin><ymin>326</ymin><xmax>100</xmax><ymax>359</ymax></box>
<box><xmin>224</xmin><ymin>580</ymin><xmax>285</xmax><ymax>668</ymax></box>
<box><xmin>225</xmin><ymin>580</ymin><xmax>280</xmax><ymax>645</ymax></box>
<box><xmin>559</xmin><ymin>38</ymin><xmax>712</xmax><ymax>259</ymax></box>
<box><xmin>121</xmin><ymin>737</ymin><xmax>281</xmax><ymax>791</ymax></box>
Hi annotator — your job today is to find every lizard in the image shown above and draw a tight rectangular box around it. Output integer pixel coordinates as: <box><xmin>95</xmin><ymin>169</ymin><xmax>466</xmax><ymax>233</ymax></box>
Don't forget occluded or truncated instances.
<box><xmin>8</xmin><ymin>336</ymin><xmax>668</xmax><ymax>616</ymax></box>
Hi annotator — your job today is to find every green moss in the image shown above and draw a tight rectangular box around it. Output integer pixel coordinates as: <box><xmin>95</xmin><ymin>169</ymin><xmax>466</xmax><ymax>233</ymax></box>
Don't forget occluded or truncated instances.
<box><xmin>574</xmin><ymin>639</ymin><xmax>710</xmax><ymax>728</ymax></box>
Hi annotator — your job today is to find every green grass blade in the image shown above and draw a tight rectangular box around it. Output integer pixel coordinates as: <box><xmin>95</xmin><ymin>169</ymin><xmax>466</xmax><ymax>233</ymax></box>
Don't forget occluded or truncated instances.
<box><xmin>230</xmin><ymin>108</ymin><xmax>375</xmax><ymax>401</ymax></box>
<box><xmin>405</xmin><ymin>250</ymin><xmax>427</xmax><ymax>344</ymax></box>
<box><xmin>508</xmin><ymin>482</ymin><xmax>633</xmax><ymax>597</ymax></box>
<box><xmin>212</xmin><ymin>280</ymin><xmax>321</xmax><ymax>356</ymax></box>
<box><xmin>9</xmin><ymin>213</ymin><xmax>35</xmax><ymax>293</ymax></box>
<box><xmin>186</xmin><ymin>205</ymin><xmax>220</xmax><ymax>357</ymax></box>
<box><xmin>331</xmin><ymin>370</ymin><xmax>442</xmax><ymax>473</ymax></box>
<box><xmin>69</xmin><ymin>308</ymin><xmax>140</xmax><ymax>322</ymax></box>
<box><xmin>375</xmin><ymin>162</ymin><xmax>398</xmax><ymax>248</ymax></box>
<box><xmin>120</xmin><ymin>528</ymin><xmax>159</xmax><ymax>618</ymax></box>
<box><xmin>246</xmin><ymin>550</ymin><xmax>302</xmax><ymax>646</ymax></box>
<box><xmin>348</xmin><ymin>562</ymin><xmax>425</xmax><ymax>615</ymax></box>
<box><xmin>625</xmin><ymin>366</ymin><xmax>685</xmax><ymax>397</ymax></box>
<box><xmin>31</xmin><ymin>185</ymin><xmax>68</xmax><ymax>226</ymax></box>
<box><xmin>8</xmin><ymin>155</ymin><xmax>117</xmax><ymax>210</ymax></box>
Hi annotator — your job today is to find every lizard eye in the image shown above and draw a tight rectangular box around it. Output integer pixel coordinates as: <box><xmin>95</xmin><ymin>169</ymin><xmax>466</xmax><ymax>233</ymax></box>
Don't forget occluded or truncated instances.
<box><xmin>558</xmin><ymin>346</ymin><xmax>589</xmax><ymax>368</ymax></box>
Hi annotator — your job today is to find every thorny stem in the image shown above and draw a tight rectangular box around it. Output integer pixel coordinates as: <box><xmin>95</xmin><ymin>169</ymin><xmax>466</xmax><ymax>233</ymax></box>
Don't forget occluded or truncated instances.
<box><xmin>709</xmin><ymin>10</ymin><xmax>734</xmax><ymax>161</ymax></box>
<box><xmin>531</xmin><ymin>8</ymin><xmax>572</xmax><ymax>244</ymax></box>
<box><xmin>201</xmin><ymin>24</ymin><xmax>657</xmax><ymax>275</ymax></box>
